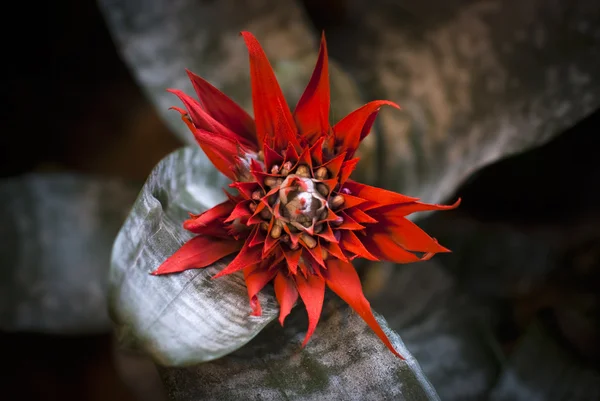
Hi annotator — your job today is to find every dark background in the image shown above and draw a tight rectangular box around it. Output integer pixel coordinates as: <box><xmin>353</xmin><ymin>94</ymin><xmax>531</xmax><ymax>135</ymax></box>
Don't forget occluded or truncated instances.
<box><xmin>2</xmin><ymin>0</ymin><xmax>599</xmax><ymax>400</ymax></box>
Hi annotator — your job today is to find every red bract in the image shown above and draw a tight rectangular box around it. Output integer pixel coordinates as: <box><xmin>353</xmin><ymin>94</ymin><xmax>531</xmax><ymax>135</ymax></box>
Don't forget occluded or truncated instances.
<box><xmin>153</xmin><ymin>32</ymin><xmax>460</xmax><ymax>358</ymax></box>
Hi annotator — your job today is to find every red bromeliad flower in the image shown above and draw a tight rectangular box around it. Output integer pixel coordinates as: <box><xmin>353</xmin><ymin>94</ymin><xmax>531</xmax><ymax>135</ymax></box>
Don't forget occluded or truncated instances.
<box><xmin>152</xmin><ymin>32</ymin><xmax>459</xmax><ymax>358</ymax></box>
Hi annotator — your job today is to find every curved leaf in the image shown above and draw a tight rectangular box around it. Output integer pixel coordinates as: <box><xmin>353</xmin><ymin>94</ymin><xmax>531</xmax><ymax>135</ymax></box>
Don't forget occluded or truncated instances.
<box><xmin>159</xmin><ymin>299</ymin><xmax>440</xmax><ymax>401</ymax></box>
<box><xmin>368</xmin><ymin>261</ymin><xmax>502</xmax><ymax>401</ymax></box>
<box><xmin>325</xmin><ymin>0</ymin><xmax>600</xmax><ymax>203</ymax></box>
<box><xmin>0</xmin><ymin>174</ymin><xmax>138</xmax><ymax>334</ymax></box>
<box><xmin>98</xmin><ymin>0</ymin><xmax>317</xmax><ymax>145</ymax></box>
<box><xmin>109</xmin><ymin>146</ymin><xmax>279</xmax><ymax>366</ymax></box>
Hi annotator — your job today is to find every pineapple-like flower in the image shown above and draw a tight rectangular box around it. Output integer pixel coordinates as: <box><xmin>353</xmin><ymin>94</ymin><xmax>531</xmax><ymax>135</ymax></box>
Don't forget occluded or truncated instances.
<box><xmin>152</xmin><ymin>32</ymin><xmax>459</xmax><ymax>357</ymax></box>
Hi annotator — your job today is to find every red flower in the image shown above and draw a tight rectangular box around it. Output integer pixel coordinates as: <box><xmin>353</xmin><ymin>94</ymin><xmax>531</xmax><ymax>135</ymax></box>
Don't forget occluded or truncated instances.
<box><xmin>152</xmin><ymin>32</ymin><xmax>459</xmax><ymax>358</ymax></box>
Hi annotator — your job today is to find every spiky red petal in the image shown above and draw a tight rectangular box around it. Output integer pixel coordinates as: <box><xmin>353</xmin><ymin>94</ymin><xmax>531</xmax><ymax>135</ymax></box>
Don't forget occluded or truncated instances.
<box><xmin>244</xmin><ymin>264</ymin><xmax>278</xmax><ymax>316</ymax></box>
<box><xmin>151</xmin><ymin>236</ymin><xmax>242</xmax><ymax>275</ymax></box>
<box><xmin>333</xmin><ymin>101</ymin><xmax>400</xmax><ymax>159</ymax></box>
<box><xmin>241</xmin><ymin>32</ymin><xmax>300</xmax><ymax>152</ymax></box>
<box><xmin>186</xmin><ymin>69</ymin><xmax>257</xmax><ymax>150</ymax></box>
<box><xmin>295</xmin><ymin>273</ymin><xmax>326</xmax><ymax>347</ymax></box>
<box><xmin>294</xmin><ymin>33</ymin><xmax>330</xmax><ymax>144</ymax></box>
<box><xmin>154</xmin><ymin>31</ymin><xmax>460</xmax><ymax>359</ymax></box>
<box><xmin>274</xmin><ymin>272</ymin><xmax>299</xmax><ymax>325</ymax></box>
<box><xmin>324</xmin><ymin>259</ymin><xmax>402</xmax><ymax>358</ymax></box>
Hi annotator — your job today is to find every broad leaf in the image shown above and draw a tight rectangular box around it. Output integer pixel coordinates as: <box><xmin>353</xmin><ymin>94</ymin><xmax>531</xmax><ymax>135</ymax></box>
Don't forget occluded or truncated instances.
<box><xmin>109</xmin><ymin>147</ymin><xmax>279</xmax><ymax>366</ymax></box>
<box><xmin>324</xmin><ymin>0</ymin><xmax>600</xmax><ymax>203</ymax></box>
<box><xmin>98</xmin><ymin>0</ymin><xmax>319</xmax><ymax>145</ymax></box>
<box><xmin>0</xmin><ymin>174</ymin><xmax>138</xmax><ymax>334</ymax></box>
<box><xmin>159</xmin><ymin>298</ymin><xmax>440</xmax><ymax>401</ymax></box>
<box><xmin>368</xmin><ymin>261</ymin><xmax>502</xmax><ymax>401</ymax></box>
<box><xmin>98</xmin><ymin>0</ymin><xmax>376</xmax><ymax>180</ymax></box>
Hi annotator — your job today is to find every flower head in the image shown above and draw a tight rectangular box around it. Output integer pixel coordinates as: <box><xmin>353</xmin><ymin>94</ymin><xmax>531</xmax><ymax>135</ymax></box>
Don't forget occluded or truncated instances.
<box><xmin>152</xmin><ymin>32</ymin><xmax>459</xmax><ymax>357</ymax></box>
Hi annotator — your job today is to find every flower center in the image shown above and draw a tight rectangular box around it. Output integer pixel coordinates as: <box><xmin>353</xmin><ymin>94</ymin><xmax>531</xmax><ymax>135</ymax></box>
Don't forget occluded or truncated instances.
<box><xmin>254</xmin><ymin>162</ymin><xmax>342</xmax><ymax>250</ymax></box>
<box><xmin>278</xmin><ymin>175</ymin><xmax>327</xmax><ymax>229</ymax></box>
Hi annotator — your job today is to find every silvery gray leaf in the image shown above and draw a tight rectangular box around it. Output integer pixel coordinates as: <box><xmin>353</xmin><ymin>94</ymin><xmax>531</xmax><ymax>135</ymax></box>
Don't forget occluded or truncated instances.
<box><xmin>98</xmin><ymin>0</ymin><xmax>318</xmax><ymax>145</ymax></box>
<box><xmin>0</xmin><ymin>174</ymin><xmax>138</xmax><ymax>334</ymax></box>
<box><xmin>368</xmin><ymin>261</ymin><xmax>502</xmax><ymax>401</ymax></box>
<box><xmin>109</xmin><ymin>146</ymin><xmax>279</xmax><ymax>366</ymax></box>
<box><xmin>489</xmin><ymin>322</ymin><xmax>600</xmax><ymax>401</ymax></box>
<box><xmin>159</xmin><ymin>298</ymin><xmax>440</xmax><ymax>401</ymax></box>
<box><xmin>99</xmin><ymin>0</ymin><xmax>378</xmax><ymax>183</ymax></box>
<box><xmin>327</xmin><ymin>0</ymin><xmax>600</xmax><ymax>203</ymax></box>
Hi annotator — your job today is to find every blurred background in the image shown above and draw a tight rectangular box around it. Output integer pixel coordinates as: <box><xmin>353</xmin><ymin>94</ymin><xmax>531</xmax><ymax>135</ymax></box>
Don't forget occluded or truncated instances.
<box><xmin>1</xmin><ymin>0</ymin><xmax>599</xmax><ymax>400</ymax></box>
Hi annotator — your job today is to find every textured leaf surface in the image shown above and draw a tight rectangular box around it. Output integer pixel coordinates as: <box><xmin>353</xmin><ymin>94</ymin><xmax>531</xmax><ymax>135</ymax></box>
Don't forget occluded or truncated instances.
<box><xmin>109</xmin><ymin>147</ymin><xmax>279</xmax><ymax>366</ymax></box>
<box><xmin>99</xmin><ymin>0</ymin><xmax>315</xmax><ymax>145</ymax></box>
<box><xmin>98</xmin><ymin>0</ymin><xmax>373</xmax><ymax>178</ymax></box>
<box><xmin>0</xmin><ymin>174</ymin><xmax>138</xmax><ymax>334</ymax></box>
<box><xmin>326</xmin><ymin>0</ymin><xmax>600</xmax><ymax>203</ymax></box>
<box><xmin>159</xmin><ymin>298</ymin><xmax>440</xmax><ymax>401</ymax></box>
<box><xmin>368</xmin><ymin>261</ymin><xmax>502</xmax><ymax>401</ymax></box>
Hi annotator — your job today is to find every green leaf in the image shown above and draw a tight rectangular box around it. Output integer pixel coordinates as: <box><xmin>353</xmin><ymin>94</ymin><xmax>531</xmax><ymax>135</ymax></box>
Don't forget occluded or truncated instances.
<box><xmin>159</xmin><ymin>298</ymin><xmax>440</xmax><ymax>401</ymax></box>
<box><xmin>109</xmin><ymin>147</ymin><xmax>279</xmax><ymax>366</ymax></box>
<box><xmin>0</xmin><ymin>174</ymin><xmax>138</xmax><ymax>334</ymax></box>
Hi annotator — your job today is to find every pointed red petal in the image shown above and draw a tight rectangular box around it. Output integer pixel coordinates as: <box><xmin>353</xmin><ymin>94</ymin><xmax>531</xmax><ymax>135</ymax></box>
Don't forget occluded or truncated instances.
<box><xmin>241</xmin><ymin>32</ymin><xmax>299</xmax><ymax>151</ymax></box>
<box><xmin>294</xmin><ymin>33</ymin><xmax>330</xmax><ymax>143</ymax></box>
<box><xmin>336</xmin><ymin>193</ymin><xmax>368</xmax><ymax>211</ymax></box>
<box><xmin>231</xmin><ymin>181</ymin><xmax>261</xmax><ymax>200</ymax></box>
<box><xmin>360</xmin><ymin>231</ymin><xmax>421</xmax><ymax>264</ymax></box>
<box><xmin>336</xmin><ymin>212</ymin><xmax>366</xmax><ymax>230</ymax></box>
<box><xmin>319</xmin><ymin>152</ymin><xmax>346</xmax><ymax>178</ymax></box>
<box><xmin>193</xmin><ymin>128</ymin><xmax>243</xmax><ymax>180</ymax></box>
<box><xmin>339</xmin><ymin>158</ymin><xmax>359</xmax><ymax>185</ymax></box>
<box><xmin>345</xmin><ymin>207</ymin><xmax>378</xmax><ymax>224</ymax></box>
<box><xmin>379</xmin><ymin>217</ymin><xmax>450</xmax><ymax>253</ymax></box>
<box><xmin>183</xmin><ymin>201</ymin><xmax>234</xmax><ymax>236</ymax></box>
<box><xmin>371</xmin><ymin>198</ymin><xmax>462</xmax><ymax>217</ymax></box>
<box><xmin>224</xmin><ymin>200</ymin><xmax>252</xmax><ymax>223</ymax></box>
<box><xmin>169</xmin><ymin>88</ymin><xmax>251</xmax><ymax>149</ymax></box>
<box><xmin>359</xmin><ymin>108</ymin><xmax>380</xmax><ymax>142</ymax></box>
<box><xmin>324</xmin><ymin>259</ymin><xmax>403</xmax><ymax>358</ymax></box>
<box><xmin>283</xmin><ymin>247</ymin><xmax>302</xmax><ymax>275</ymax></box>
<box><xmin>263</xmin><ymin>143</ymin><xmax>284</xmax><ymax>171</ymax></box>
<box><xmin>212</xmin><ymin>239</ymin><xmax>263</xmax><ymax>278</ymax></box>
<box><xmin>169</xmin><ymin>106</ymin><xmax>239</xmax><ymax>180</ymax></box>
<box><xmin>152</xmin><ymin>236</ymin><xmax>242</xmax><ymax>275</ymax></box>
<box><xmin>186</xmin><ymin>69</ymin><xmax>257</xmax><ymax>150</ymax></box>
<box><xmin>322</xmin><ymin>240</ymin><xmax>348</xmax><ymax>261</ymax></box>
<box><xmin>343</xmin><ymin>180</ymin><xmax>418</xmax><ymax>208</ymax></box>
<box><xmin>297</xmin><ymin>146</ymin><xmax>313</xmax><ymax>170</ymax></box>
<box><xmin>263</xmin><ymin>227</ymin><xmax>280</xmax><ymax>257</ymax></box>
<box><xmin>340</xmin><ymin>231</ymin><xmax>379</xmax><ymax>261</ymax></box>
<box><xmin>316</xmin><ymin>223</ymin><xmax>337</xmax><ymax>243</ymax></box>
<box><xmin>274</xmin><ymin>272</ymin><xmax>299</xmax><ymax>325</ymax></box>
<box><xmin>284</xmin><ymin>142</ymin><xmax>300</xmax><ymax>164</ymax></box>
<box><xmin>244</xmin><ymin>264</ymin><xmax>277</xmax><ymax>316</ymax></box>
<box><xmin>333</xmin><ymin>100</ymin><xmax>399</xmax><ymax>158</ymax></box>
<box><xmin>247</xmin><ymin>201</ymin><xmax>268</xmax><ymax>225</ymax></box>
<box><xmin>295</xmin><ymin>273</ymin><xmax>326</xmax><ymax>347</ymax></box>
<box><xmin>248</xmin><ymin>226</ymin><xmax>266</xmax><ymax>247</ymax></box>
<box><xmin>305</xmin><ymin>243</ymin><xmax>326</xmax><ymax>268</ymax></box>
